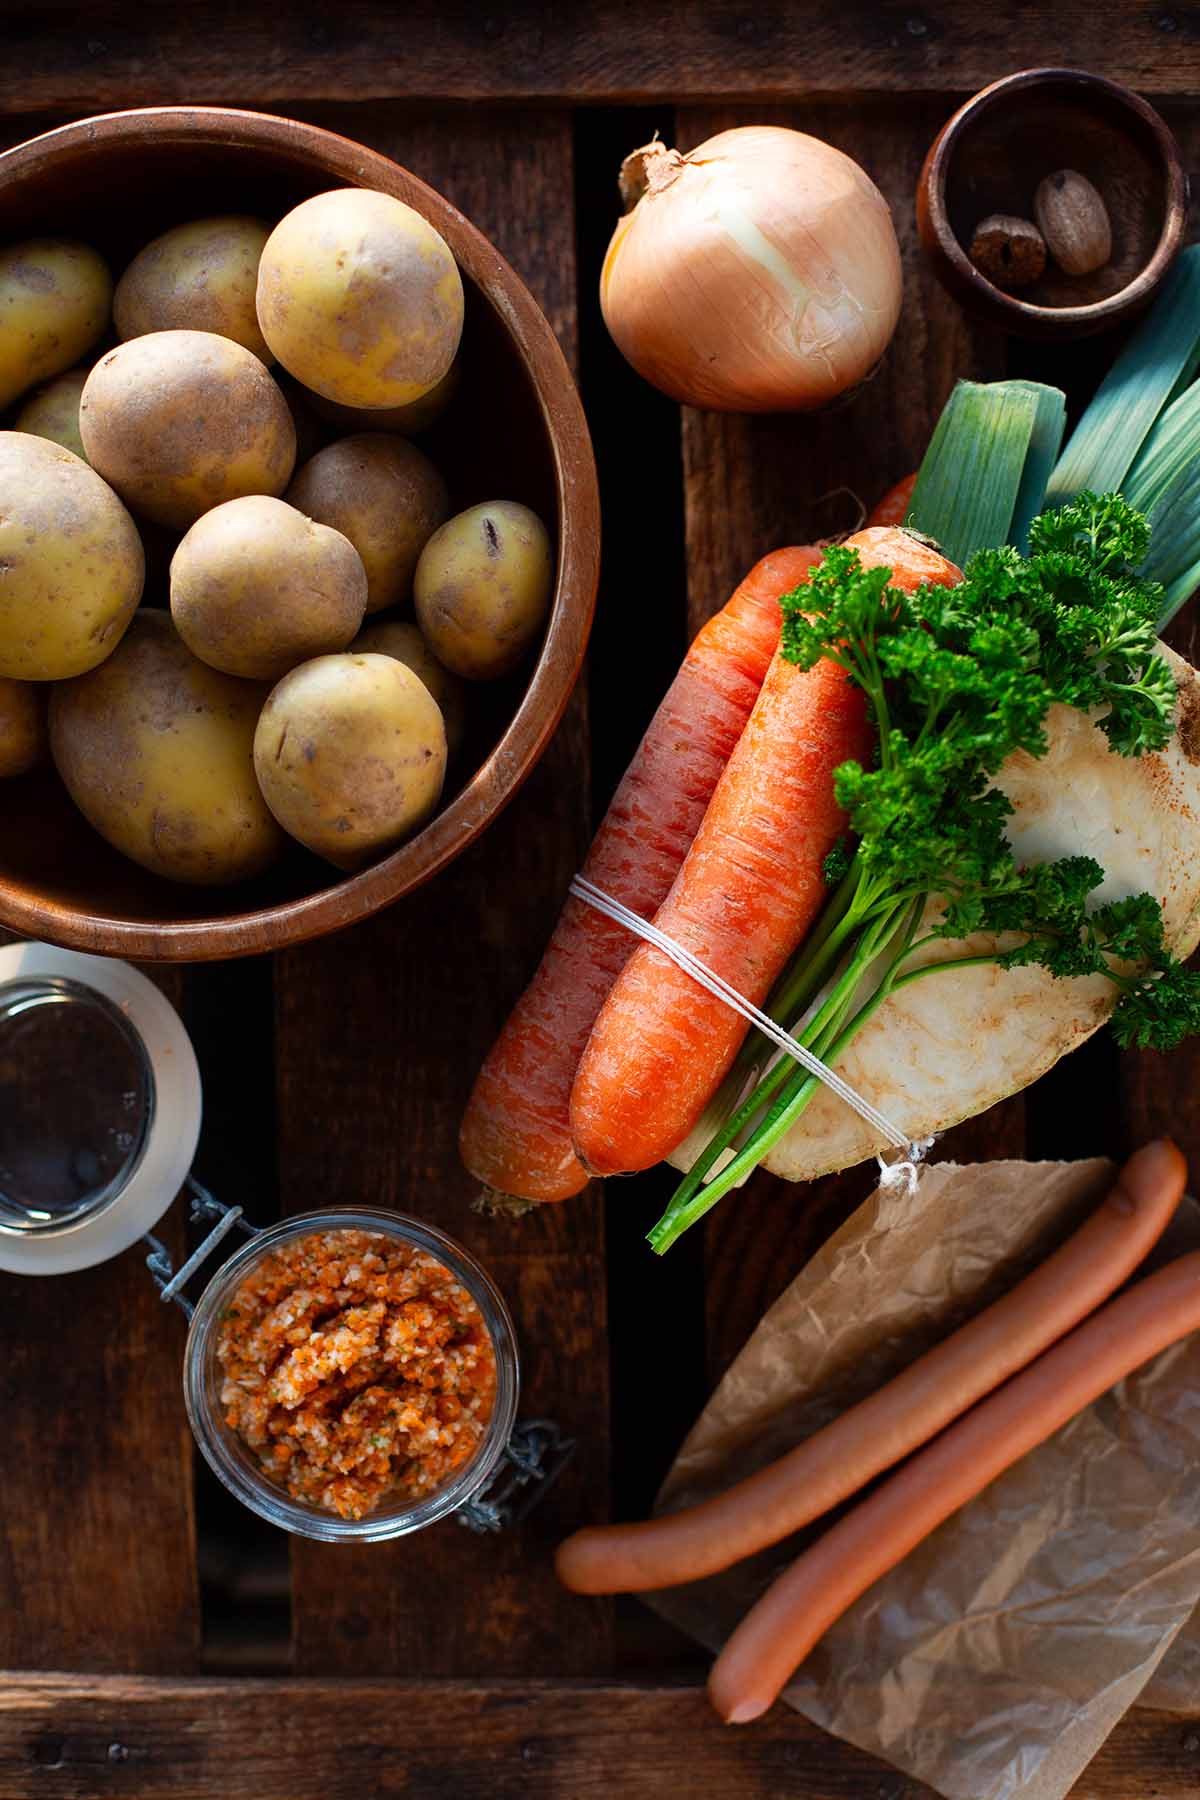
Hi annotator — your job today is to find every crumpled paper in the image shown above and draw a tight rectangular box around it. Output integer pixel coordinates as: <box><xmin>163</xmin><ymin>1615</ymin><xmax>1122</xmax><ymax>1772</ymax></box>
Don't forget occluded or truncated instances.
<box><xmin>650</xmin><ymin>1159</ymin><xmax>1200</xmax><ymax>1800</ymax></box>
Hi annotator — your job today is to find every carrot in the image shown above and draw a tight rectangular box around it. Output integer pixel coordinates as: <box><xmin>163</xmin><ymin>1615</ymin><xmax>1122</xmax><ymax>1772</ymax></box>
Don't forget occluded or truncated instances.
<box><xmin>458</xmin><ymin>547</ymin><xmax>825</xmax><ymax>1204</ymax></box>
<box><xmin>711</xmin><ymin>1210</ymin><xmax>1200</xmax><ymax>1723</ymax></box>
<box><xmin>865</xmin><ymin>470</ymin><xmax>917</xmax><ymax>529</ymax></box>
<box><xmin>555</xmin><ymin>1139</ymin><xmax>1185</xmax><ymax>1596</ymax></box>
<box><xmin>569</xmin><ymin>527</ymin><xmax>960</xmax><ymax>1179</ymax></box>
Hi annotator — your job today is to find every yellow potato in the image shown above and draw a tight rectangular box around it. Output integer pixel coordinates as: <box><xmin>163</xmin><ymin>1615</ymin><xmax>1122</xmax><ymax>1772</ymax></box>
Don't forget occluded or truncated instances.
<box><xmin>49</xmin><ymin>611</ymin><xmax>285</xmax><ymax>885</ymax></box>
<box><xmin>0</xmin><ymin>677</ymin><xmax>47</xmax><ymax>777</ymax></box>
<box><xmin>79</xmin><ymin>329</ymin><xmax>296</xmax><ymax>529</ymax></box>
<box><xmin>0</xmin><ymin>431</ymin><xmax>144</xmax><ymax>681</ymax></box>
<box><xmin>15</xmin><ymin>365</ymin><xmax>90</xmax><ymax>462</ymax></box>
<box><xmin>0</xmin><ymin>238</ymin><xmax>111</xmax><ymax>409</ymax></box>
<box><xmin>256</xmin><ymin>189</ymin><xmax>463</xmax><ymax>408</ymax></box>
<box><xmin>254</xmin><ymin>653</ymin><xmax>446</xmax><ymax>869</ymax></box>
<box><xmin>286</xmin><ymin>434</ymin><xmax>448</xmax><ymax>612</ymax></box>
<box><xmin>414</xmin><ymin>500</ymin><xmax>553</xmax><ymax>680</ymax></box>
<box><xmin>351</xmin><ymin>616</ymin><xmax>467</xmax><ymax>757</ymax></box>
<box><xmin>114</xmin><ymin>216</ymin><xmax>273</xmax><ymax>362</ymax></box>
<box><xmin>171</xmin><ymin>495</ymin><xmax>368</xmax><ymax>681</ymax></box>
<box><xmin>305</xmin><ymin>356</ymin><xmax>460</xmax><ymax>437</ymax></box>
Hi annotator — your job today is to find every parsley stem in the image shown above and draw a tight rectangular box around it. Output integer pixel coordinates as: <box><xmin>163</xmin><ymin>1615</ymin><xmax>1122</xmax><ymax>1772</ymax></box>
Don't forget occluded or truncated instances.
<box><xmin>648</xmin><ymin>894</ymin><xmax>917</xmax><ymax>1253</ymax></box>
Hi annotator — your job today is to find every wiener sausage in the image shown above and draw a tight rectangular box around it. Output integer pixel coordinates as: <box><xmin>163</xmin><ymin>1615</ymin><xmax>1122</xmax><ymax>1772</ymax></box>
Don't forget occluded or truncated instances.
<box><xmin>711</xmin><ymin>1229</ymin><xmax>1200</xmax><ymax>1723</ymax></box>
<box><xmin>556</xmin><ymin>1140</ymin><xmax>1185</xmax><ymax>1597</ymax></box>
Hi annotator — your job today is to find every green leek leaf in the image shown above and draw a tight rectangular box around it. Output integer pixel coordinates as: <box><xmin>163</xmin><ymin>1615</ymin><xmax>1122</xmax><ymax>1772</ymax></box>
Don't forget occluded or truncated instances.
<box><xmin>1010</xmin><ymin>380</ymin><xmax>1067</xmax><ymax>552</ymax></box>
<box><xmin>905</xmin><ymin>379</ymin><xmax>1050</xmax><ymax>568</ymax></box>
<box><xmin>1047</xmin><ymin>245</ymin><xmax>1200</xmax><ymax>506</ymax></box>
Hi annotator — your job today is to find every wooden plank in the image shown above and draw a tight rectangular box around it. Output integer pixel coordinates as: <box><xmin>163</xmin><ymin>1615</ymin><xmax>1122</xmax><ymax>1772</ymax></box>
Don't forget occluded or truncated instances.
<box><xmin>0</xmin><ymin>968</ymin><xmax>199</xmax><ymax>1674</ymax></box>
<box><xmin>0</xmin><ymin>1674</ymin><xmax>1195</xmax><ymax>1800</ymax></box>
<box><xmin>2</xmin><ymin>2</ymin><xmax>1200</xmax><ymax>111</ymax></box>
<box><xmin>273</xmin><ymin>105</ymin><xmax>611</xmax><ymax>1678</ymax></box>
<box><xmin>672</xmin><ymin>98</ymin><xmax>1024</xmax><ymax>1381</ymax></box>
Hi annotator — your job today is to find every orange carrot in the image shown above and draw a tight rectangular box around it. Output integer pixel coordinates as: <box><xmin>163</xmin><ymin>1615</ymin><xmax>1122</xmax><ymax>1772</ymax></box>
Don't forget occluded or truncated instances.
<box><xmin>459</xmin><ymin>547</ymin><xmax>825</xmax><ymax>1204</ymax></box>
<box><xmin>569</xmin><ymin>527</ymin><xmax>960</xmax><ymax>1179</ymax></box>
<box><xmin>711</xmin><ymin>1226</ymin><xmax>1200</xmax><ymax>1723</ymax></box>
<box><xmin>555</xmin><ymin>1140</ymin><xmax>1185</xmax><ymax>1595</ymax></box>
<box><xmin>865</xmin><ymin>470</ymin><xmax>917</xmax><ymax>529</ymax></box>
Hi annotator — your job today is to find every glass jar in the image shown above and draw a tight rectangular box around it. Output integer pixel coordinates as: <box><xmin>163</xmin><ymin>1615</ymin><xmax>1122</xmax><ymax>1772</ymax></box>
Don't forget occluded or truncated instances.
<box><xmin>0</xmin><ymin>941</ymin><xmax>200</xmax><ymax>1276</ymax></box>
<box><xmin>1</xmin><ymin>941</ymin><xmax>571</xmax><ymax>1539</ymax></box>
<box><xmin>183</xmin><ymin>1207</ymin><xmax>521</xmax><ymax>1543</ymax></box>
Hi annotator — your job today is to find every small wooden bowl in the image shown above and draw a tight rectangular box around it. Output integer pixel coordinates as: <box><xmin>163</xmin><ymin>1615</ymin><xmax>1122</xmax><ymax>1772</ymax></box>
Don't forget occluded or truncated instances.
<box><xmin>0</xmin><ymin>108</ymin><xmax>599</xmax><ymax>960</ymax></box>
<box><xmin>917</xmin><ymin>68</ymin><xmax>1188</xmax><ymax>338</ymax></box>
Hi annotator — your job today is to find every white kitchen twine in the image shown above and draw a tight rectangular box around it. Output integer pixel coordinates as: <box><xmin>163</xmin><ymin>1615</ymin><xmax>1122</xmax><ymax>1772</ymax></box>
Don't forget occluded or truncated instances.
<box><xmin>570</xmin><ymin>876</ymin><xmax>934</xmax><ymax>1194</ymax></box>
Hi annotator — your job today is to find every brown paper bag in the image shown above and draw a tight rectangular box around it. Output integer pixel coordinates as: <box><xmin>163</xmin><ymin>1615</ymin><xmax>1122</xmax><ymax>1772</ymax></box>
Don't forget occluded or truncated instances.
<box><xmin>650</xmin><ymin>1160</ymin><xmax>1200</xmax><ymax>1800</ymax></box>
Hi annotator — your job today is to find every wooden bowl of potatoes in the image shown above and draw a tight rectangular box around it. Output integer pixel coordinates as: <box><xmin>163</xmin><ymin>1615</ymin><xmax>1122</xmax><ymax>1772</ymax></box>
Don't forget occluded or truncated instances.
<box><xmin>0</xmin><ymin>107</ymin><xmax>599</xmax><ymax>960</ymax></box>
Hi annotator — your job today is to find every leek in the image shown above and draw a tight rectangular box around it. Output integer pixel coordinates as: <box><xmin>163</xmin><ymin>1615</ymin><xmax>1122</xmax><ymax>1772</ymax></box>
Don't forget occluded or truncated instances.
<box><xmin>904</xmin><ymin>379</ymin><xmax>1054</xmax><ymax>568</ymax></box>
<box><xmin>1009</xmin><ymin>381</ymin><xmax>1068</xmax><ymax>552</ymax></box>
<box><xmin>1046</xmin><ymin>244</ymin><xmax>1200</xmax><ymax>506</ymax></box>
<box><xmin>1122</xmin><ymin>380</ymin><xmax>1200</xmax><ymax>627</ymax></box>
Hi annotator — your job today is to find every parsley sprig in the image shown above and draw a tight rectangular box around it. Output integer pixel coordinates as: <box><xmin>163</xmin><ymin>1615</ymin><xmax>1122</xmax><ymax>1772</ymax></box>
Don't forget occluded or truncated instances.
<box><xmin>649</xmin><ymin>494</ymin><xmax>1200</xmax><ymax>1253</ymax></box>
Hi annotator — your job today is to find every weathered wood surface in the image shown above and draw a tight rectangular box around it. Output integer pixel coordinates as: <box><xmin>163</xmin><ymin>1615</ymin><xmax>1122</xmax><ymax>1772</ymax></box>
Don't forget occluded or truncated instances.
<box><xmin>4</xmin><ymin>14</ymin><xmax>1200</xmax><ymax>1800</ymax></box>
<box><xmin>2</xmin><ymin>1</ymin><xmax>1200</xmax><ymax>111</ymax></box>
<box><xmin>273</xmin><ymin>104</ymin><xmax>612</xmax><ymax>1679</ymax></box>
<box><xmin>0</xmin><ymin>969</ymin><xmax>199</xmax><ymax>1675</ymax></box>
<box><xmin>4</xmin><ymin>1673</ymin><xmax>1200</xmax><ymax>1800</ymax></box>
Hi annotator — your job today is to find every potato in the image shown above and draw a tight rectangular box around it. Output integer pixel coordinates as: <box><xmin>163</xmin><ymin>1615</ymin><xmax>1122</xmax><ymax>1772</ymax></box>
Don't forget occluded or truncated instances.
<box><xmin>414</xmin><ymin>500</ymin><xmax>553</xmax><ymax>680</ymax></box>
<box><xmin>0</xmin><ymin>431</ymin><xmax>144</xmax><ymax>680</ymax></box>
<box><xmin>254</xmin><ymin>653</ymin><xmax>446</xmax><ymax>869</ymax></box>
<box><xmin>0</xmin><ymin>677</ymin><xmax>47</xmax><ymax>777</ymax></box>
<box><xmin>79</xmin><ymin>329</ymin><xmax>296</xmax><ymax>529</ymax></box>
<box><xmin>15</xmin><ymin>365</ymin><xmax>89</xmax><ymax>462</ymax></box>
<box><xmin>0</xmin><ymin>238</ymin><xmax>111</xmax><ymax>410</ymax></box>
<box><xmin>286</xmin><ymin>434</ymin><xmax>448</xmax><ymax>613</ymax></box>
<box><xmin>171</xmin><ymin>495</ymin><xmax>368</xmax><ymax>681</ymax></box>
<box><xmin>49</xmin><ymin>610</ymin><xmax>285</xmax><ymax>885</ymax></box>
<box><xmin>305</xmin><ymin>356</ymin><xmax>460</xmax><ymax>437</ymax></box>
<box><xmin>114</xmin><ymin>216</ymin><xmax>273</xmax><ymax>362</ymax></box>
<box><xmin>351</xmin><ymin>616</ymin><xmax>466</xmax><ymax>758</ymax></box>
<box><xmin>256</xmin><ymin>189</ymin><xmax>463</xmax><ymax>408</ymax></box>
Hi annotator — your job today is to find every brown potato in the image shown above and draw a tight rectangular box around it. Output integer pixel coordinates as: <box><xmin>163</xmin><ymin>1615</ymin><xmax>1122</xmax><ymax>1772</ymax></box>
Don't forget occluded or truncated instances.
<box><xmin>50</xmin><ymin>611</ymin><xmax>285</xmax><ymax>885</ymax></box>
<box><xmin>350</xmin><ymin>616</ymin><xmax>467</xmax><ymax>757</ymax></box>
<box><xmin>79</xmin><ymin>330</ymin><xmax>296</xmax><ymax>529</ymax></box>
<box><xmin>15</xmin><ymin>365</ymin><xmax>90</xmax><ymax>462</ymax></box>
<box><xmin>256</xmin><ymin>188</ymin><xmax>463</xmax><ymax>408</ymax></box>
<box><xmin>0</xmin><ymin>431</ymin><xmax>144</xmax><ymax>681</ymax></box>
<box><xmin>414</xmin><ymin>500</ymin><xmax>553</xmax><ymax>680</ymax></box>
<box><xmin>171</xmin><ymin>495</ymin><xmax>368</xmax><ymax>681</ymax></box>
<box><xmin>114</xmin><ymin>216</ymin><xmax>273</xmax><ymax>361</ymax></box>
<box><xmin>0</xmin><ymin>677</ymin><xmax>47</xmax><ymax>777</ymax></box>
<box><xmin>305</xmin><ymin>356</ymin><xmax>460</xmax><ymax>437</ymax></box>
<box><xmin>0</xmin><ymin>239</ymin><xmax>111</xmax><ymax>409</ymax></box>
<box><xmin>254</xmin><ymin>653</ymin><xmax>446</xmax><ymax>869</ymax></box>
<box><xmin>286</xmin><ymin>434</ymin><xmax>448</xmax><ymax>613</ymax></box>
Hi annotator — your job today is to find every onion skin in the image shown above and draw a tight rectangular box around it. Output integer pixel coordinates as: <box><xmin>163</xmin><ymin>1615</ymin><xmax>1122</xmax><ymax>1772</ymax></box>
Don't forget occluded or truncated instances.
<box><xmin>600</xmin><ymin>126</ymin><xmax>903</xmax><ymax>414</ymax></box>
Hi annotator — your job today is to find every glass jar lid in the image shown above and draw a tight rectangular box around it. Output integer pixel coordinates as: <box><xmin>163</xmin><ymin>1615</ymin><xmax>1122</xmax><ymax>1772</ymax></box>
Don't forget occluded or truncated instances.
<box><xmin>0</xmin><ymin>942</ymin><xmax>201</xmax><ymax>1275</ymax></box>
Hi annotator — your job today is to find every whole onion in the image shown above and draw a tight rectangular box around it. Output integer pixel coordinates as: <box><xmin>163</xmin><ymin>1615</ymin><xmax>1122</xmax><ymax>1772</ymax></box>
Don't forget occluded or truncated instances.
<box><xmin>600</xmin><ymin>125</ymin><xmax>903</xmax><ymax>414</ymax></box>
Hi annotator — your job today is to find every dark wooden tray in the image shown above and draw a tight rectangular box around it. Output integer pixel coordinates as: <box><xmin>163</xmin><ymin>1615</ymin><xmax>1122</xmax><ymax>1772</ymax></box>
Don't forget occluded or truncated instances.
<box><xmin>3</xmin><ymin>6</ymin><xmax>1200</xmax><ymax>1795</ymax></box>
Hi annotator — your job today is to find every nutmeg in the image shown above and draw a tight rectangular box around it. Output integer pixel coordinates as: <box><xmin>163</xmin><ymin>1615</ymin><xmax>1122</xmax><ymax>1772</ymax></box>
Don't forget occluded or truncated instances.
<box><xmin>968</xmin><ymin>214</ymin><xmax>1047</xmax><ymax>291</ymax></box>
<box><xmin>1034</xmin><ymin>170</ymin><xmax>1112</xmax><ymax>277</ymax></box>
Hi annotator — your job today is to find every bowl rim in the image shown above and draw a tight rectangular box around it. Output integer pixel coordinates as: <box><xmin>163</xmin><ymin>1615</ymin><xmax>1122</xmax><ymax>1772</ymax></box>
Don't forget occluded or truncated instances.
<box><xmin>0</xmin><ymin>105</ymin><xmax>600</xmax><ymax>961</ymax></box>
<box><xmin>922</xmin><ymin>67</ymin><xmax>1188</xmax><ymax>328</ymax></box>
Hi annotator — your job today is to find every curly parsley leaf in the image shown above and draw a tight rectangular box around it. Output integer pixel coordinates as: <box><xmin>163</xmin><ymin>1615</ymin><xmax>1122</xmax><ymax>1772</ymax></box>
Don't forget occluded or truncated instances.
<box><xmin>778</xmin><ymin>493</ymin><xmax>1192</xmax><ymax>1048</ymax></box>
